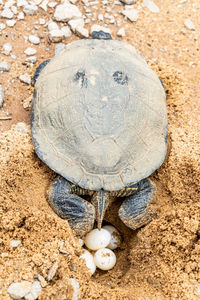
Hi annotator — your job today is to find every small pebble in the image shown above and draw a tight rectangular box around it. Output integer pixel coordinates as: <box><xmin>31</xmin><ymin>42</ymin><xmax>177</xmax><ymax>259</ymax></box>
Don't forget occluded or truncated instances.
<box><xmin>90</xmin><ymin>24</ymin><xmax>111</xmax><ymax>34</ymax></box>
<box><xmin>0</xmin><ymin>23</ymin><xmax>6</xmax><ymax>30</ymax></box>
<box><xmin>24</xmin><ymin>47</ymin><xmax>37</xmax><ymax>56</ymax></box>
<box><xmin>39</xmin><ymin>0</ymin><xmax>48</xmax><ymax>12</ymax></box>
<box><xmin>184</xmin><ymin>19</ymin><xmax>195</xmax><ymax>30</ymax></box>
<box><xmin>17</xmin><ymin>11</ymin><xmax>24</xmax><ymax>19</ymax></box>
<box><xmin>6</xmin><ymin>20</ymin><xmax>16</xmax><ymax>27</ymax></box>
<box><xmin>3</xmin><ymin>43</ymin><xmax>12</xmax><ymax>55</ymax></box>
<box><xmin>143</xmin><ymin>0</ymin><xmax>160</xmax><ymax>13</ymax></box>
<box><xmin>103</xmin><ymin>225</ymin><xmax>121</xmax><ymax>250</ymax></box>
<box><xmin>80</xmin><ymin>249</ymin><xmax>96</xmax><ymax>274</ymax></box>
<box><xmin>19</xmin><ymin>74</ymin><xmax>31</xmax><ymax>85</ymax></box>
<box><xmin>23</xmin><ymin>4</ymin><xmax>38</xmax><ymax>15</ymax></box>
<box><xmin>10</xmin><ymin>239</ymin><xmax>21</xmax><ymax>248</ymax></box>
<box><xmin>69</xmin><ymin>278</ymin><xmax>80</xmax><ymax>300</ymax></box>
<box><xmin>117</xmin><ymin>27</ymin><xmax>125</xmax><ymax>37</ymax></box>
<box><xmin>0</xmin><ymin>84</ymin><xmax>4</xmax><ymax>108</ymax></box>
<box><xmin>60</xmin><ymin>25</ymin><xmax>72</xmax><ymax>38</ymax></box>
<box><xmin>93</xmin><ymin>248</ymin><xmax>116</xmax><ymax>270</ymax></box>
<box><xmin>49</xmin><ymin>29</ymin><xmax>65</xmax><ymax>42</ymax></box>
<box><xmin>25</xmin><ymin>56</ymin><xmax>37</xmax><ymax>63</ymax></box>
<box><xmin>7</xmin><ymin>281</ymin><xmax>32</xmax><ymax>299</ymax></box>
<box><xmin>54</xmin><ymin>4</ymin><xmax>82</xmax><ymax>22</ymax></box>
<box><xmin>1</xmin><ymin>7</ymin><xmax>14</xmax><ymax>18</ymax></box>
<box><xmin>24</xmin><ymin>281</ymin><xmax>42</xmax><ymax>300</ymax></box>
<box><xmin>85</xmin><ymin>228</ymin><xmax>111</xmax><ymax>251</ymax></box>
<box><xmin>0</xmin><ymin>62</ymin><xmax>10</xmax><ymax>72</ymax></box>
<box><xmin>47</xmin><ymin>261</ymin><xmax>58</xmax><ymax>281</ymax></box>
<box><xmin>28</xmin><ymin>35</ymin><xmax>40</xmax><ymax>45</ymax></box>
<box><xmin>122</xmin><ymin>8</ymin><xmax>139</xmax><ymax>22</ymax></box>
<box><xmin>48</xmin><ymin>21</ymin><xmax>59</xmax><ymax>31</ymax></box>
<box><xmin>120</xmin><ymin>0</ymin><xmax>137</xmax><ymax>4</ymax></box>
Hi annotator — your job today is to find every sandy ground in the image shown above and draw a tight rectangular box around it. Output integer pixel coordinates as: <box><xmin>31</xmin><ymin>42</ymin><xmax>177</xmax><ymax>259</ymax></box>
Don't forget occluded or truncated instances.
<box><xmin>0</xmin><ymin>0</ymin><xmax>200</xmax><ymax>299</ymax></box>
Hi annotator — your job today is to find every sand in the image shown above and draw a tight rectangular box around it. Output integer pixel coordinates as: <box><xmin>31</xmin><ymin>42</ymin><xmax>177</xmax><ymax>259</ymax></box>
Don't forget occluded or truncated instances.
<box><xmin>0</xmin><ymin>0</ymin><xmax>200</xmax><ymax>299</ymax></box>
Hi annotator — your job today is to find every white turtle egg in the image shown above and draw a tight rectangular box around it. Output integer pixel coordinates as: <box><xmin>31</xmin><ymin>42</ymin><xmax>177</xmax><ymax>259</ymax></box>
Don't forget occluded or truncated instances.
<box><xmin>93</xmin><ymin>248</ymin><xmax>116</xmax><ymax>271</ymax></box>
<box><xmin>84</xmin><ymin>228</ymin><xmax>111</xmax><ymax>251</ymax></box>
<box><xmin>102</xmin><ymin>225</ymin><xmax>121</xmax><ymax>250</ymax></box>
<box><xmin>80</xmin><ymin>249</ymin><xmax>96</xmax><ymax>275</ymax></box>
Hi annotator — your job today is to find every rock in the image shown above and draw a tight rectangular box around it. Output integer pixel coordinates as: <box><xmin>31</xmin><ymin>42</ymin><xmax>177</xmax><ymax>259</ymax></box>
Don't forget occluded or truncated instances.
<box><xmin>69</xmin><ymin>278</ymin><xmax>80</xmax><ymax>300</ymax></box>
<box><xmin>90</xmin><ymin>24</ymin><xmax>111</xmax><ymax>34</ymax></box>
<box><xmin>122</xmin><ymin>8</ymin><xmax>138</xmax><ymax>22</ymax></box>
<box><xmin>120</xmin><ymin>0</ymin><xmax>137</xmax><ymax>4</ymax></box>
<box><xmin>11</xmin><ymin>6</ymin><xmax>18</xmax><ymax>14</ymax></box>
<box><xmin>54</xmin><ymin>43</ymin><xmax>66</xmax><ymax>56</ymax></box>
<box><xmin>0</xmin><ymin>85</ymin><xmax>4</xmax><ymax>108</ymax></box>
<box><xmin>10</xmin><ymin>240</ymin><xmax>21</xmax><ymax>248</ymax></box>
<box><xmin>68</xmin><ymin>18</ymin><xmax>84</xmax><ymax>31</ymax></box>
<box><xmin>19</xmin><ymin>74</ymin><xmax>31</xmax><ymax>85</ymax></box>
<box><xmin>47</xmin><ymin>261</ymin><xmax>59</xmax><ymax>281</ymax></box>
<box><xmin>28</xmin><ymin>35</ymin><xmax>40</xmax><ymax>45</ymax></box>
<box><xmin>117</xmin><ymin>27</ymin><xmax>125</xmax><ymax>37</ymax></box>
<box><xmin>24</xmin><ymin>281</ymin><xmax>42</xmax><ymax>300</ymax></box>
<box><xmin>54</xmin><ymin>4</ymin><xmax>82</xmax><ymax>22</ymax></box>
<box><xmin>23</xmin><ymin>4</ymin><xmax>38</xmax><ymax>15</ymax></box>
<box><xmin>17</xmin><ymin>11</ymin><xmax>24</xmax><ymax>19</ymax></box>
<box><xmin>24</xmin><ymin>47</ymin><xmax>37</xmax><ymax>55</ymax></box>
<box><xmin>1</xmin><ymin>8</ymin><xmax>14</xmax><ymax>18</ymax></box>
<box><xmin>143</xmin><ymin>0</ymin><xmax>160</xmax><ymax>13</ymax></box>
<box><xmin>39</xmin><ymin>0</ymin><xmax>48</xmax><ymax>11</ymax></box>
<box><xmin>98</xmin><ymin>13</ymin><xmax>104</xmax><ymax>21</ymax></box>
<box><xmin>6</xmin><ymin>20</ymin><xmax>16</xmax><ymax>27</ymax></box>
<box><xmin>194</xmin><ymin>284</ymin><xmax>200</xmax><ymax>296</ymax></box>
<box><xmin>17</xmin><ymin>0</ymin><xmax>28</xmax><ymax>7</ymax></box>
<box><xmin>0</xmin><ymin>23</ymin><xmax>6</xmax><ymax>30</ymax></box>
<box><xmin>49</xmin><ymin>29</ymin><xmax>65</xmax><ymax>42</ymax></box>
<box><xmin>39</xmin><ymin>18</ymin><xmax>45</xmax><ymax>25</ymax></box>
<box><xmin>60</xmin><ymin>26</ymin><xmax>72</xmax><ymax>38</ymax></box>
<box><xmin>76</xmin><ymin>26</ymin><xmax>89</xmax><ymax>38</ymax></box>
<box><xmin>7</xmin><ymin>281</ymin><xmax>32</xmax><ymax>299</ymax></box>
<box><xmin>0</xmin><ymin>62</ymin><xmax>10</xmax><ymax>72</ymax></box>
<box><xmin>184</xmin><ymin>19</ymin><xmax>195</xmax><ymax>30</ymax></box>
<box><xmin>37</xmin><ymin>274</ymin><xmax>47</xmax><ymax>288</ymax></box>
<box><xmin>3</xmin><ymin>43</ymin><xmax>13</xmax><ymax>55</ymax></box>
<box><xmin>48</xmin><ymin>1</ymin><xmax>57</xmax><ymax>8</ymax></box>
<box><xmin>48</xmin><ymin>21</ymin><xmax>59</xmax><ymax>31</ymax></box>
<box><xmin>25</xmin><ymin>56</ymin><xmax>37</xmax><ymax>63</ymax></box>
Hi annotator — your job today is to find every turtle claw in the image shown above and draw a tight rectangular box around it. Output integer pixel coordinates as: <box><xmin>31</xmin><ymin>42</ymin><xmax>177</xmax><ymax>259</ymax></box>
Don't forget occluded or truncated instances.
<box><xmin>118</xmin><ymin>178</ymin><xmax>156</xmax><ymax>230</ymax></box>
<box><xmin>47</xmin><ymin>176</ymin><xmax>95</xmax><ymax>237</ymax></box>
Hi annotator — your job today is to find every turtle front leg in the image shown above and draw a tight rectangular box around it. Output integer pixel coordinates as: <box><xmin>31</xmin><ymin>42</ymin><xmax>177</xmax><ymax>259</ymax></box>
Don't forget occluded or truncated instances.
<box><xmin>47</xmin><ymin>176</ymin><xmax>95</xmax><ymax>237</ymax></box>
<box><xmin>118</xmin><ymin>178</ymin><xmax>157</xmax><ymax>230</ymax></box>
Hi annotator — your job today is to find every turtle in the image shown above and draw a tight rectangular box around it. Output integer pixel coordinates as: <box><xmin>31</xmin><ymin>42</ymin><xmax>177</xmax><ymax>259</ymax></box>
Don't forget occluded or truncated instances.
<box><xmin>31</xmin><ymin>31</ymin><xmax>168</xmax><ymax>237</ymax></box>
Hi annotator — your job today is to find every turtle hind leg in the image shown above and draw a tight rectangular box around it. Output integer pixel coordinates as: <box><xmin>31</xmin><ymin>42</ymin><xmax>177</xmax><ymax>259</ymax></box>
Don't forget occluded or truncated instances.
<box><xmin>32</xmin><ymin>59</ymin><xmax>51</xmax><ymax>85</ymax></box>
<box><xmin>47</xmin><ymin>176</ymin><xmax>95</xmax><ymax>237</ymax></box>
<box><xmin>118</xmin><ymin>179</ymin><xmax>157</xmax><ymax>230</ymax></box>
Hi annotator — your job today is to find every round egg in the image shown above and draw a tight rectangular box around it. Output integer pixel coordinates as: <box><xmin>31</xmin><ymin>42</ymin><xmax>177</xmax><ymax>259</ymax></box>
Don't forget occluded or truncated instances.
<box><xmin>84</xmin><ymin>228</ymin><xmax>111</xmax><ymax>251</ymax></box>
<box><xmin>102</xmin><ymin>225</ymin><xmax>121</xmax><ymax>250</ymax></box>
<box><xmin>93</xmin><ymin>248</ymin><xmax>116</xmax><ymax>270</ymax></box>
<box><xmin>80</xmin><ymin>249</ymin><xmax>96</xmax><ymax>275</ymax></box>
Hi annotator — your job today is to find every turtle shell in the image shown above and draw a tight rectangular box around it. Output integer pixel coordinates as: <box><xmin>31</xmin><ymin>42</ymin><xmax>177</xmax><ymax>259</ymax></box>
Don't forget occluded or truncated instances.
<box><xmin>31</xmin><ymin>39</ymin><xmax>168</xmax><ymax>191</ymax></box>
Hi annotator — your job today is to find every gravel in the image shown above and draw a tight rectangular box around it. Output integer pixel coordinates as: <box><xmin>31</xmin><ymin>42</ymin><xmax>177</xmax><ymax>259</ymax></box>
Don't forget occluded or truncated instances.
<box><xmin>1</xmin><ymin>7</ymin><xmax>14</xmax><ymax>18</ymax></box>
<box><xmin>0</xmin><ymin>62</ymin><xmax>10</xmax><ymax>72</ymax></box>
<box><xmin>24</xmin><ymin>47</ymin><xmax>37</xmax><ymax>55</ymax></box>
<box><xmin>28</xmin><ymin>35</ymin><xmax>40</xmax><ymax>45</ymax></box>
<box><xmin>19</xmin><ymin>74</ymin><xmax>31</xmax><ymax>84</ymax></box>
<box><xmin>184</xmin><ymin>19</ymin><xmax>195</xmax><ymax>30</ymax></box>
<box><xmin>143</xmin><ymin>0</ymin><xmax>160</xmax><ymax>13</ymax></box>
<box><xmin>54</xmin><ymin>4</ymin><xmax>82</xmax><ymax>22</ymax></box>
<box><xmin>122</xmin><ymin>8</ymin><xmax>139</xmax><ymax>22</ymax></box>
<box><xmin>3</xmin><ymin>43</ymin><xmax>13</xmax><ymax>55</ymax></box>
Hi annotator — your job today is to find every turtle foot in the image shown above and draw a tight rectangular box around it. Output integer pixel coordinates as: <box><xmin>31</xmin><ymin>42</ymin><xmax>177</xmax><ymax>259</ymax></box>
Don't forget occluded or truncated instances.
<box><xmin>118</xmin><ymin>178</ymin><xmax>157</xmax><ymax>230</ymax></box>
<box><xmin>47</xmin><ymin>176</ymin><xmax>95</xmax><ymax>237</ymax></box>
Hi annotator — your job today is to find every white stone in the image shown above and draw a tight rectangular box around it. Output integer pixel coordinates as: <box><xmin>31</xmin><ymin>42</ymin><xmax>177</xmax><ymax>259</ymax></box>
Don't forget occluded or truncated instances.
<box><xmin>54</xmin><ymin>4</ymin><xmax>82</xmax><ymax>22</ymax></box>
<box><xmin>24</xmin><ymin>281</ymin><xmax>42</xmax><ymax>300</ymax></box>
<box><xmin>7</xmin><ymin>281</ymin><xmax>32</xmax><ymax>300</ymax></box>
<box><xmin>6</xmin><ymin>20</ymin><xmax>16</xmax><ymax>27</ymax></box>
<box><xmin>5</xmin><ymin>0</ymin><xmax>15</xmax><ymax>8</ymax></box>
<box><xmin>117</xmin><ymin>27</ymin><xmax>125</xmax><ymax>37</ymax></box>
<box><xmin>17</xmin><ymin>11</ymin><xmax>24</xmax><ymax>19</ymax></box>
<box><xmin>90</xmin><ymin>24</ymin><xmax>111</xmax><ymax>34</ymax></box>
<box><xmin>122</xmin><ymin>8</ymin><xmax>138</xmax><ymax>22</ymax></box>
<box><xmin>69</xmin><ymin>278</ymin><xmax>80</xmax><ymax>300</ymax></box>
<box><xmin>184</xmin><ymin>19</ymin><xmax>195</xmax><ymax>30</ymax></box>
<box><xmin>39</xmin><ymin>0</ymin><xmax>48</xmax><ymax>11</ymax></box>
<box><xmin>19</xmin><ymin>73</ymin><xmax>31</xmax><ymax>85</ymax></box>
<box><xmin>25</xmin><ymin>56</ymin><xmax>37</xmax><ymax>63</ymax></box>
<box><xmin>0</xmin><ymin>23</ymin><xmax>6</xmax><ymax>30</ymax></box>
<box><xmin>80</xmin><ymin>249</ymin><xmax>96</xmax><ymax>274</ymax></box>
<box><xmin>24</xmin><ymin>47</ymin><xmax>37</xmax><ymax>55</ymax></box>
<box><xmin>23</xmin><ymin>4</ymin><xmax>38</xmax><ymax>15</ymax></box>
<box><xmin>49</xmin><ymin>29</ymin><xmax>65</xmax><ymax>42</ymax></box>
<box><xmin>28</xmin><ymin>35</ymin><xmax>40</xmax><ymax>45</ymax></box>
<box><xmin>76</xmin><ymin>26</ymin><xmax>89</xmax><ymax>38</ymax></box>
<box><xmin>17</xmin><ymin>0</ymin><xmax>28</xmax><ymax>7</ymax></box>
<box><xmin>3</xmin><ymin>43</ymin><xmax>12</xmax><ymax>55</ymax></box>
<box><xmin>10</xmin><ymin>239</ymin><xmax>21</xmax><ymax>248</ymax></box>
<box><xmin>68</xmin><ymin>18</ymin><xmax>84</xmax><ymax>31</ymax></box>
<box><xmin>0</xmin><ymin>85</ymin><xmax>4</xmax><ymax>108</ymax></box>
<box><xmin>93</xmin><ymin>248</ymin><xmax>116</xmax><ymax>270</ymax></box>
<box><xmin>48</xmin><ymin>21</ymin><xmax>59</xmax><ymax>31</ymax></box>
<box><xmin>60</xmin><ymin>26</ymin><xmax>72</xmax><ymax>37</ymax></box>
<box><xmin>0</xmin><ymin>62</ymin><xmax>10</xmax><ymax>72</ymax></box>
<box><xmin>47</xmin><ymin>262</ymin><xmax>59</xmax><ymax>281</ymax></box>
<box><xmin>84</xmin><ymin>228</ymin><xmax>111</xmax><ymax>251</ymax></box>
<box><xmin>98</xmin><ymin>13</ymin><xmax>104</xmax><ymax>21</ymax></box>
<box><xmin>11</xmin><ymin>6</ymin><xmax>18</xmax><ymax>14</ymax></box>
<box><xmin>39</xmin><ymin>18</ymin><xmax>46</xmax><ymax>25</ymax></box>
<box><xmin>143</xmin><ymin>0</ymin><xmax>160</xmax><ymax>13</ymax></box>
<box><xmin>1</xmin><ymin>8</ymin><xmax>14</xmax><ymax>19</ymax></box>
<box><xmin>48</xmin><ymin>1</ymin><xmax>57</xmax><ymax>7</ymax></box>
<box><xmin>102</xmin><ymin>225</ymin><xmax>121</xmax><ymax>250</ymax></box>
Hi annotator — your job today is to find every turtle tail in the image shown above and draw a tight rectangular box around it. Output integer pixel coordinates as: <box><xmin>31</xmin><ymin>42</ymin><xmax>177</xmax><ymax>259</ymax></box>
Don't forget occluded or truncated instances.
<box><xmin>91</xmin><ymin>190</ymin><xmax>109</xmax><ymax>230</ymax></box>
